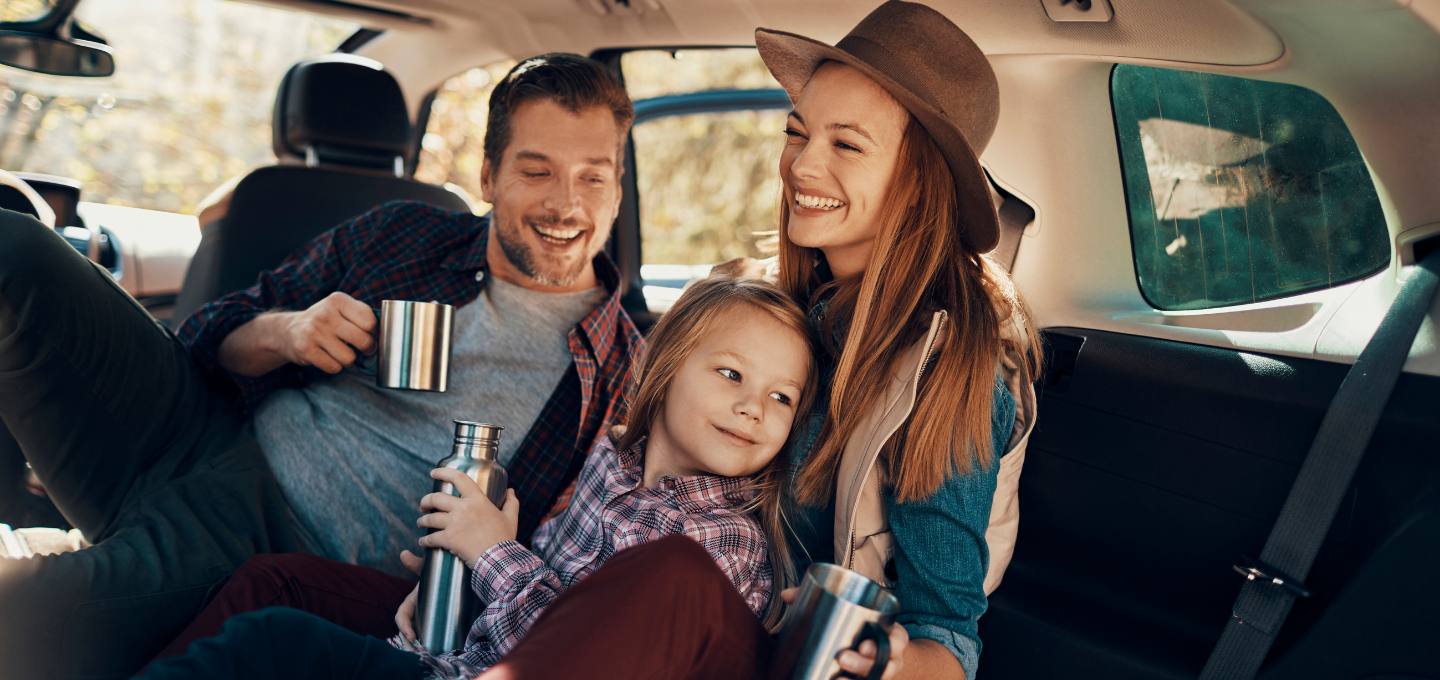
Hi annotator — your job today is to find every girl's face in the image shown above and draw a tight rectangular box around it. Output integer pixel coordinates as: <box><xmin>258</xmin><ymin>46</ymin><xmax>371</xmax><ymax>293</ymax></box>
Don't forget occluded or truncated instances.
<box><xmin>781</xmin><ymin>61</ymin><xmax>911</xmax><ymax>279</ymax></box>
<box><xmin>644</xmin><ymin>305</ymin><xmax>810</xmax><ymax>485</ymax></box>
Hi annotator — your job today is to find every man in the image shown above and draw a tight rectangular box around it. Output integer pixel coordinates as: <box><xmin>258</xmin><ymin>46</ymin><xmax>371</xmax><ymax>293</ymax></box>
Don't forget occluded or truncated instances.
<box><xmin>0</xmin><ymin>53</ymin><xmax>642</xmax><ymax>679</ymax></box>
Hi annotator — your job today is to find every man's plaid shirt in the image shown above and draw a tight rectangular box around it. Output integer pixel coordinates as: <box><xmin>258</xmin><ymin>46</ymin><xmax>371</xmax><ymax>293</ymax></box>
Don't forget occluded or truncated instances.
<box><xmin>176</xmin><ymin>201</ymin><xmax>644</xmax><ymax>541</ymax></box>
<box><xmin>432</xmin><ymin>435</ymin><xmax>772</xmax><ymax>674</ymax></box>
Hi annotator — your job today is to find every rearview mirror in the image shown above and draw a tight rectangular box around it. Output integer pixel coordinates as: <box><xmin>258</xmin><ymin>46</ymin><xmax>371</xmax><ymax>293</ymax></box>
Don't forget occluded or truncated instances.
<box><xmin>0</xmin><ymin>30</ymin><xmax>113</xmax><ymax>77</ymax></box>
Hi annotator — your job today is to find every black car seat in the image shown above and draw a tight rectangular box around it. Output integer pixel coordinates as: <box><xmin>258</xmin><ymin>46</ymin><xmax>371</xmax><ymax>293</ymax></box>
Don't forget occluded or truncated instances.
<box><xmin>173</xmin><ymin>54</ymin><xmax>471</xmax><ymax>323</ymax></box>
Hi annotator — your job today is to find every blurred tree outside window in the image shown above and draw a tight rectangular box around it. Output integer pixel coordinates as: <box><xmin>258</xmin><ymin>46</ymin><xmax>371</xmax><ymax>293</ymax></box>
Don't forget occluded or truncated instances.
<box><xmin>632</xmin><ymin>109</ymin><xmax>786</xmax><ymax>270</ymax></box>
<box><xmin>622</xmin><ymin>48</ymin><xmax>788</xmax><ymax>287</ymax></box>
<box><xmin>1</xmin><ymin>0</ymin><xmax>56</xmax><ymax>22</ymax></box>
<box><xmin>0</xmin><ymin>0</ymin><xmax>357</xmax><ymax>214</ymax></box>
<box><xmin>414</xmin><ymin>59</ymin><xmax>518</xmax><ymax>215</ymax></box>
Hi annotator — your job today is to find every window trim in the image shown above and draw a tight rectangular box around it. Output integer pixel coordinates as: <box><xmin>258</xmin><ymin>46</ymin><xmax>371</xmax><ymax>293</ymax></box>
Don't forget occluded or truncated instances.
<box><xmin>634</xmin><ymin>89</ymin><xmax>790</xmax><ymax>125</ymax></box>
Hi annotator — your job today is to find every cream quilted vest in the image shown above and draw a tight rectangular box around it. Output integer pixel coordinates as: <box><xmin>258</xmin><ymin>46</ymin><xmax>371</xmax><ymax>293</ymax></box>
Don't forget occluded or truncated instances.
<box><xmin>835</xmin><ymin>308</ymin><xmax>1037</xmax><ymax>595</ymax></box>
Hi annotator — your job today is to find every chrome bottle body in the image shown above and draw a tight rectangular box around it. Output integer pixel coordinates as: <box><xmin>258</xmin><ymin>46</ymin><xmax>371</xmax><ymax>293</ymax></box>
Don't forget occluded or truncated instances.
<box><xmin>415</xmin><ymin>421</ymin><xmax>506</xmax><ymax>655</ymax></box>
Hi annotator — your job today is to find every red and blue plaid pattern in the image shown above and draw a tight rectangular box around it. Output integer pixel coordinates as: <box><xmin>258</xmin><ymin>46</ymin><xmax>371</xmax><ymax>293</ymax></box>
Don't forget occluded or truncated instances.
<box><xmin>176</xmin><ymin>201</ymin><xmax>644</xmax><ymax>541</ymax></box>
<box><xmin>435</xmin><ymin>436</ymin><xmax>773</xmax><ymax>674</ymax></box>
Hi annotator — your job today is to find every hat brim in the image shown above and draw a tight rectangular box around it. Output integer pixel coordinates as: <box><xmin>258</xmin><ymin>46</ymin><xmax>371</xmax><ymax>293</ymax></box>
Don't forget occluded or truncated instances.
<box><xmin>755</xmin><ymin>27</ymin><xmax>1000</xmax><ymax>253</ymax></box>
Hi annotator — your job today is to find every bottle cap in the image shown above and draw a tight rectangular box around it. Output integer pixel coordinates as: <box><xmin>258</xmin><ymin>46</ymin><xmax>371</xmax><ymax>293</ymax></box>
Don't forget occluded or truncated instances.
<box><xmin>453</xmin><ymin>421</ymin><xmax>503</xmax><ymax>447</ymax></box>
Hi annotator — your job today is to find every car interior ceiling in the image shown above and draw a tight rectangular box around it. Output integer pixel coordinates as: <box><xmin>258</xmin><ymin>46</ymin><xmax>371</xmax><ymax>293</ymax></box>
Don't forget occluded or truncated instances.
<box><xmin>7</xmin><ymin>0</ymin><xmax>1439</xmax><ymax>678</ymax></box>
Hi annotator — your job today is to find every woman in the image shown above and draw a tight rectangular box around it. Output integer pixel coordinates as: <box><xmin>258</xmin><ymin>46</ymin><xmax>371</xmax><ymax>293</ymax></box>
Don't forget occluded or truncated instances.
<box><xmin>484</xmin><ymin>3</ymin><xmax>1039</xmax><ymax>679</ymax></box>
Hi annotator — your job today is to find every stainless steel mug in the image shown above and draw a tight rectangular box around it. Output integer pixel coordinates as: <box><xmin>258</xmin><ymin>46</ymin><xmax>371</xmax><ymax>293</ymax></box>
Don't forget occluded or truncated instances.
<box><xmin>414</xmin><ymin>421</ymin><xmax>507</xmax><ymax>655</ymax></box>
<box><xmin>356</xmin><ymin>300</ymin><xmax>454</xmax><ymax>392</ymax></box>
<box><xmin>770</xmin><ymin>563</ymin><xmax>900</xmax><ymax>680</ymax></box>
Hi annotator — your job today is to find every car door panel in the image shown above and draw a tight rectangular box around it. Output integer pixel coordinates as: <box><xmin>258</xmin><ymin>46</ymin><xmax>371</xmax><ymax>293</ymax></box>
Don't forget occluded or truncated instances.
<box><xmin>979</xmin><ymin>328</ymin><xmax>1440</xmax><ymax>679</ymax></box>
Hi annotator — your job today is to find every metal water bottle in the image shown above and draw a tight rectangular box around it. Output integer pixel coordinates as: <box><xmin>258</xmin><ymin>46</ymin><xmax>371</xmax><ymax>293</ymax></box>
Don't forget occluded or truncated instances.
<box><xmin>415</xmin><ymin>421</ymin><xmax>506</xmax><ymax>655</ymax></box>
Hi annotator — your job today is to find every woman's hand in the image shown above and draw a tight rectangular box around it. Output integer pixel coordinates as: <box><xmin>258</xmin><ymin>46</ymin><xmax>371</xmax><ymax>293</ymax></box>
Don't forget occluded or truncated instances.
<box><xmin>839</xmin><ymin>621</ymin><xmax>909</xmax><ymax>680</ymax></box>
<box><xmin>394</xmin><ymin>585</ymin><xmax>420</xmax><ymax>643</ymax></box>
<box><xmin>415</xmin><ymin>468</ymin><xmax>519</xmax><ymax>567</ymax></box>
<box><xmin>779</xmin><ymin>587</ymin><xmax>910</xmax><ymax>680</ymax></box>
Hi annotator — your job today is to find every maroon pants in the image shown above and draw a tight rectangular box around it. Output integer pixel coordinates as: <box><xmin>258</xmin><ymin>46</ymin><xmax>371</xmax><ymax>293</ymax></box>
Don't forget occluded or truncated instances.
<box><xmin>486</xmin><ymin>534</ymin><xmax>773</xmax><ymax>680</ymax></box>
<box><xmin>147</xmin><ymin>536</ymin><xmax>771</xmax><ymax>679</ymax></box>
<box><xmin>144</xmin><ymin>553</ymin><xmax>416</xmax><ymax>671</ymax></box>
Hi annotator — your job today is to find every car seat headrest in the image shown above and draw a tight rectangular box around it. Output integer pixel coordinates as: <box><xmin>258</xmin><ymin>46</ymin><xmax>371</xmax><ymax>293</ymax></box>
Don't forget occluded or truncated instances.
<box><xmin>272</xmin><ymin>54</ymin><xmax>413</xmax><ymax>175</ymax></box>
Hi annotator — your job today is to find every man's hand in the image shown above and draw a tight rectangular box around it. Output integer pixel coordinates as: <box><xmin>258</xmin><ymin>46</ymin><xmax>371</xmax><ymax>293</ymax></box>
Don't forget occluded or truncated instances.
<box><xmin>217</xmin><ymin>291</ymin><xmax>377</xmax><ymax>377</ymax></box>
<box><xmin>778</xmin><ymin>586</ymin><xmax>911</xmax><ymax>680</ymax></box>
<box><xmin>416</xmin><ymin>469</ymin><xmax>519</xmax><ymax>567</ymax></box>
<box><xmin>710</xmin><ymin>256</ymin><xmax>777</xmax><ymax>282</ymax></box>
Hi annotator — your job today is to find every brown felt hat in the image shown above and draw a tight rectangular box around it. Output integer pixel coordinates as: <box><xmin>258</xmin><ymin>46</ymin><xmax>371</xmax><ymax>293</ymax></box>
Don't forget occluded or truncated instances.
<box><xmin>756</xmin><ymin>0</ymin><xmax>1001</xmax><ymax>252</ymax></box>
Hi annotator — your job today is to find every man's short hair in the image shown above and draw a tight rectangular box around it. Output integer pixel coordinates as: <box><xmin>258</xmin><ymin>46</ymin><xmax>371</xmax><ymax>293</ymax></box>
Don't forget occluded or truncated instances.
<box><xmin>484</xmin><ymin>53</ymin><xmax>635</xmax><ymax>167</ymax></box>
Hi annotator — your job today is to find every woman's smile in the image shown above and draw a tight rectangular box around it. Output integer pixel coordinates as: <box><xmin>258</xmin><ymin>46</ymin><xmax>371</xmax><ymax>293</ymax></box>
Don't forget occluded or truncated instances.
<box><xmin>793</xmin><ymin>191</ymin><xmax>846</xmax><ymax>211</ymax></box>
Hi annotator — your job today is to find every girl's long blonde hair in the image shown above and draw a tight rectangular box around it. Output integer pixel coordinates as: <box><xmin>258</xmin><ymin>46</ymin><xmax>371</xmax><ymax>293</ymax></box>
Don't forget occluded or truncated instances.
<box><xmin>783</xmin><ymin>115</ymin><xmax>1043</xmax><ymax>505</ymax></box>
<box><xmin>618</xmin><ymin>275</ymin><xmax>818</xmax><ymax>631</ymax></box>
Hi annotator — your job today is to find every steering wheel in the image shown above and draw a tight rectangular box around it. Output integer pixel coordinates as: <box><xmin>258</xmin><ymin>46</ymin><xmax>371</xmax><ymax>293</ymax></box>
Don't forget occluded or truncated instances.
<box><xmin>0</xmin><ymin>169</ymin><xmax>57</xmax><ymax>229</ymax></box>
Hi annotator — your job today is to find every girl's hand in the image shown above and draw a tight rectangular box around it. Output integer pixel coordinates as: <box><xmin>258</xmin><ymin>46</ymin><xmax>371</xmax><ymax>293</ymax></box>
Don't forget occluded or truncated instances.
<box><xmin>780</xmin><ymin>586</ymin><xmax>910</xmax><ymax>679</ymax></box>
<box><xmin>399</xmin><ymin>549</ymin><xmax>425</xmax><ymax>576</ymax></box>
<box><xmin>415</xmin><ymin>468</ymin><xmax>519</xmax><ymax>566</ymax></box>
<box><xmin>394</xmin><ymin>585</ymin><xmax>420</xmax><ymax>643</ymax></box>
<box><xmin>838</xmin><ymin>623</ymin><xmax>909</xmax><ymax>680</ymax></box>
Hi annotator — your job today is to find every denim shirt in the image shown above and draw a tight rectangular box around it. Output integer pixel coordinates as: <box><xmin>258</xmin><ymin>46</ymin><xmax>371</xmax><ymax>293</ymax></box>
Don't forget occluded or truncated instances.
<box><xmin>786</xmin><ymin>301</ymin><xmax>1016</xmax><ymax>680</ymax></box>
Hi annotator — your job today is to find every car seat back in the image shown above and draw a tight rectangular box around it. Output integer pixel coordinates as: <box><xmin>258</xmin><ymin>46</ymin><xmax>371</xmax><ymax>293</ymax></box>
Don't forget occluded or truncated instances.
<box><xmin>174</xmin><ymin>55</ymin><xmax>470</xmax><ymax>323</ymax></box>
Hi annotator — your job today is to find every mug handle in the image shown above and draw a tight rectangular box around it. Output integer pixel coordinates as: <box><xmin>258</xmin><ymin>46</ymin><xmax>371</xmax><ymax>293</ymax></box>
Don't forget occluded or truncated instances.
<box><xmin>353</xmin><ymin>308</ymin><xmax>383</xmax><ymax>376</ymax></box>
<box><xmin>856</xmin><ymin>621</ymin><xmax>891</xmax><ymax>680</ymax></box>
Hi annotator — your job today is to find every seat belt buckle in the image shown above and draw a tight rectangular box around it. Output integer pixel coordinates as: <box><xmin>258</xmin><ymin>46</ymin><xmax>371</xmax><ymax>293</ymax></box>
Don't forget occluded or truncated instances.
<box><xmin>1232</xmin><ymin>555</ymin><xmax>1312</xmax><ymax>599</ymax></box>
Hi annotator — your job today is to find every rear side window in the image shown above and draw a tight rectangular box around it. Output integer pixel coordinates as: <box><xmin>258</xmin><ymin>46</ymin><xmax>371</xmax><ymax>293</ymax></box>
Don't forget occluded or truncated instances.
<box><xmin>414</xmin><ymin>60</ymin><xmax>519</xmax><ymax>215</ymax></box>
<box><xmin>631</xmin><ymin>109</ymin><xmax>787</xmax><ymax>268</ymax></box>
<box><xmin>621</xmin><ymin>49</ymin><xmax>789</xmax><ymax>305</ymax></box>
<box><xmin>1111</xmin><ymin>65</ymin><xmax>1389</xmax><ymax>310</ymax></box>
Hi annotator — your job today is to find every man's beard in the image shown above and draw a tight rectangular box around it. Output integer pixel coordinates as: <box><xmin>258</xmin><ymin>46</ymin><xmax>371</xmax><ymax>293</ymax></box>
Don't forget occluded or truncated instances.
<box><xmin>494</xmin><ymin>211</ymin><xmax>591</xmax><ymax>287</ymax></box>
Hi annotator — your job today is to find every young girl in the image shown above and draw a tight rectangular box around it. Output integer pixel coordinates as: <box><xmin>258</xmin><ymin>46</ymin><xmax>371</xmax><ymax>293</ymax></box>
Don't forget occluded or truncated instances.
<box><xmin>140</xmin><ymin>275</ymin><xmax>816</xmax><ymax>680</ymax></box>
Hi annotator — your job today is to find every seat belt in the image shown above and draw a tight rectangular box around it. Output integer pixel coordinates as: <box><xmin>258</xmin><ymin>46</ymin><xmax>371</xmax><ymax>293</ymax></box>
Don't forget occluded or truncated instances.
<box><xmin>985</xmin><ymin>174</ymin><xmax>1033</xmax><ymax>273</ymax></box>
<box><xmin>1198</xmin><ymin>244</ymin><xmax>1440</xmax><ymax>680</ymax></box>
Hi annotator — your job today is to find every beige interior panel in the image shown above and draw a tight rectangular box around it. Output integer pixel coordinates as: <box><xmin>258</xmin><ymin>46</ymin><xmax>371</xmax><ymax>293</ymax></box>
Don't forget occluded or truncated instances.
<box><xmin>349</xmin><ymin>0</ymin><xmax>1287</xmax><ymax>114</ymax></box>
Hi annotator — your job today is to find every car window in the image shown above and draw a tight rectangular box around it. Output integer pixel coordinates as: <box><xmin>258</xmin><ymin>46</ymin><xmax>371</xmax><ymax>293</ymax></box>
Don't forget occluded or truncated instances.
<box><xmin>1111</xmin><ymin>64</ymin><xmax>1390</xmax><ymax>311</ymax></box>
<box><xmin>413</xmin><ymin>60</ymin><xmax>518</xmax><ymax>214</ymax></box>
<box><xmin>0</xmin><ymin>0</ymin><xmax>356</xmax><ymax>214</ymax></box>
<box><xmin>632</xmin><ymin>108</ymin><xmax>787</xmax><ymax>267</ymax></box>
<box><xmin>621</xmin><ymin>49</ymin><xmax>788</xmax><ymax>306</ymax></box>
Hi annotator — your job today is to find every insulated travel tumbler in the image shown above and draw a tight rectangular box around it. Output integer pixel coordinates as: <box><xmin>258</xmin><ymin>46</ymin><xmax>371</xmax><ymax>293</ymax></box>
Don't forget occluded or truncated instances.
<box><xmin>415</xmin><ymin>421</ymin><xmax>507</xmax><ymax>655</ymax></box>
<box><xmin>769</xmin><ymin>563</ymin><xmax>900</xmax><ymax>680</ymax></box>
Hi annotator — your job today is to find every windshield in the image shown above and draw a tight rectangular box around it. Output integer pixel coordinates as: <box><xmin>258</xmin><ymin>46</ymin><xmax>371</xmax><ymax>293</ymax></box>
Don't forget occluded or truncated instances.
<box><xmin>0</xmin><ymin>0</ymin><xmax>357</xmax><ymax>213</ymax></box>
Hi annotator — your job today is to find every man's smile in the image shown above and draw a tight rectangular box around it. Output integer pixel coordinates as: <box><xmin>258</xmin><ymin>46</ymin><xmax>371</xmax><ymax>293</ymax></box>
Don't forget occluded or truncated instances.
<box><xmin>531</xmin><ymin>222</ymin><xmax>586</xmax><ymax>245</ymax></box>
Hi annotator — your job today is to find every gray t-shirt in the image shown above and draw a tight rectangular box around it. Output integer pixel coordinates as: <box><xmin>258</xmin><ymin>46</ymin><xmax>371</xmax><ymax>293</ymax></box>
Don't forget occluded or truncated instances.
<box><xmin>254</xmin><ymin>274</ymin><xmax>607</xmax><ymax>578</ymax></box>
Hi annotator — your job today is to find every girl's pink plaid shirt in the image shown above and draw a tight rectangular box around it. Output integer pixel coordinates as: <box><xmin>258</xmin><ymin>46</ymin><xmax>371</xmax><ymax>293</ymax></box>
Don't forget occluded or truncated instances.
<box><xmin>407</xmin><ymin>434</ymin><xmax>773</xmax><ymax>677</ymax></box>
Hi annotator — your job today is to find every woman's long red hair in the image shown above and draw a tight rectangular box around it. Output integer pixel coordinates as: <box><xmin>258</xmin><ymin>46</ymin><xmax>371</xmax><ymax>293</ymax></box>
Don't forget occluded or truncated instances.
<box><xmin>783</xmin><ymin>115</ymin><xmax>1042</xmax><ymax>504</ymax></box>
